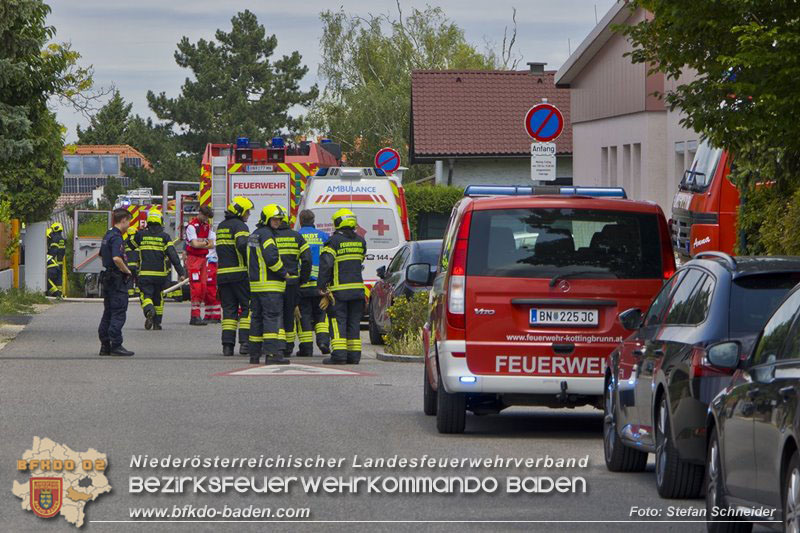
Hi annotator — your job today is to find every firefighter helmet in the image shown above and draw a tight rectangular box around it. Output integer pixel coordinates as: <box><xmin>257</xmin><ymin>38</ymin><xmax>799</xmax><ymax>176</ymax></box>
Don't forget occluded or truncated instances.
<box><xmin>227</xmin><ymin>196</ymin><xmax>254</xmax><ymax>217</ymax></box>
<box><xmin>259</xmin><ymin>204</ymin><xmax>286</xmax><ymax>225</ymax></box>
<box><xmin>332</xmin><ymin>208</ymin><xmax>357</xmax><ymax>230</ymax></box>
<box><xmin>50</xmin><ymin>222</ymin><xmax>63</xmax><ymax>233</ymax></box>
<box><xmin>146</xmin><ymin>209</ymin><xmax>163</xmax><ymax>225</ymax></box>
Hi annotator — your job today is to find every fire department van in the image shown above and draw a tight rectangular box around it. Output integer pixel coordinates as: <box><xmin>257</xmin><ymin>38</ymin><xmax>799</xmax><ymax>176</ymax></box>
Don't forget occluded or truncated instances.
<box><xmin>423</xmin><ymin>185</ymin><xmax>675</xmax><ymax>434</ymax></box>
<box><xmin>295</xmin><ymin>167</ymin><xmax>411</xmax><ymax>289</ymax></box>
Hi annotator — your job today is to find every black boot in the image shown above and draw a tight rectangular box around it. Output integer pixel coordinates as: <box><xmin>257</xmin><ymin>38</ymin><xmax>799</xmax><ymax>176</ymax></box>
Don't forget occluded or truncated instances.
<box><xmin>99</xmin><ymin>343</ymin><xmax>111</xmax><ymax>356</ymax></box>
<box><xmin>109</xmin><ymin>345</ymin><xmax>134</xmax><ymax>356</ymax></box>
<box><xmin>190</xmin><ymin>317</ymin><xmax>208</xmax><ymax>326</ymax></box>
<box><xmin>249</xmin><ymin>343</ymin><xmax>262</xmax><ymax>365</ymax></box>
<box><xmin>144</xmin><ymin>308</ymin><xmax>154</xmax><ymax>330</ymax></box>
<box><xmin>153</xmin><ymin>324</ymin><xmax>163</xmax><ymax>330</ymax></box>
<box><xmin>318</xmin><ymin>343</ymin><xmax>331</xmax><ymax>355</ymax></box>
<box><xmin>266</xmin><ymin>354</ymin><xmax>290</xmax><ymax>365</ymax></box>
<box><xmin>238</xmin><ymin>342</ymin><xmax>249</xmax><ymax>356</ymax></box>
<box><xmin>222</xmin><ymin>344</ymin><xmax>234</xmax><ymax>357</ymax></box>
<box><xmin>347</xmin><ymin>352</ymin><xmax>361</xmax><ymax>365</ymax></box>
<box><xmin>323</xmin><ymin>357</ymin><xmax>346</xmax><ymax>365</ymax></box>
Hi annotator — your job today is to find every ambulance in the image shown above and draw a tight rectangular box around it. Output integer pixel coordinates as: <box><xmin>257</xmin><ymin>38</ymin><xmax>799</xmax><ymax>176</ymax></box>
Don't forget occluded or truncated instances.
<box><xmin>295</xmin><ymin>167</ymin><xmax>411</xmax><ymax>289</ymax></box>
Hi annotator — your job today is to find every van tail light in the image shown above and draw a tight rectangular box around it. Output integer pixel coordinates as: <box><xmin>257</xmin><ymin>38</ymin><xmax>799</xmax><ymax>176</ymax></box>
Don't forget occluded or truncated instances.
<box><xmin>446</xmin><ymin>210</ymin><xmax>472</xmax><ymax>329</ymax></box>
<box><xmin>659</xmin><ymin>214</ymin><xmax>676</xmax><ymax>279</ymax></box>
<box><xmin>690</xmin><ymin>346</ymin><xmax>736</xmax><ymax>379</ymax></box>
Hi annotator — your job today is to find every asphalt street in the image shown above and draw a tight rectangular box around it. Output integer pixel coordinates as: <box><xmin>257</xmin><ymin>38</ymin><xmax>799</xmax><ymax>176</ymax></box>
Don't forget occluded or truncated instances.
<box><xmin>0</xmin><ymin>301</ymin><xmax>721</xmax><ymax>532</ymax></box>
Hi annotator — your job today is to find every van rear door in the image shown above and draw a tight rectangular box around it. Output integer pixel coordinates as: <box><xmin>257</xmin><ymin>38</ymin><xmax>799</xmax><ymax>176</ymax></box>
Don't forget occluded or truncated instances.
<box><xmin>464</xmin><ymin>206</ymin><xmax>665</xmax><ymax>379</ymax></box>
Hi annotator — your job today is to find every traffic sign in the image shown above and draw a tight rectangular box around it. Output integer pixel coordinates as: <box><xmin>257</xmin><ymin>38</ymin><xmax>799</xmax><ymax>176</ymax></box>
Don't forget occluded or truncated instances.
<box><xmin>374</xmin><ymin>148</ymin><xmax>401</xmax><ymax>173</ymax></box>
<box><xmin>531</xmin><ymin>143</ymin><xmax>557</xmax><ymax>182</ymax></box>
<box><xmin>524</xmin><ymin>103</ymin><xmax>564</xmax><ymax>142</ymax></box>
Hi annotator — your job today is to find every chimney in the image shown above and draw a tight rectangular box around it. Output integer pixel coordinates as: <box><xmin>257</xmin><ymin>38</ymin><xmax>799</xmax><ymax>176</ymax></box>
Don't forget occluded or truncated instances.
<box><xmin>527</xmin><ymin>62</ymin><xmax>546</xmax><ymax>75</ymax></box>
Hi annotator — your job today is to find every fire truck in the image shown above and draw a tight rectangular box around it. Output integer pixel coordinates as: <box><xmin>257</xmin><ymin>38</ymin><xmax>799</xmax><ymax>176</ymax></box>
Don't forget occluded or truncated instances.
<box><xmin>670</xmin><ymin>141</ymin><xmax>738</xmax><ymax>260</ymax></box>
<box><xmin>200</xmin><ymin>138</ymin><xmax>342</xmax><ymax>231</ymax></box>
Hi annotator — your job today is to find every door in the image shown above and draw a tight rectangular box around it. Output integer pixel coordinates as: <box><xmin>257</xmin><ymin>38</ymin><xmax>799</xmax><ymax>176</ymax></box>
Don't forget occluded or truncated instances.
<box><xmin>72</xmin><ymin>210</ymin><xmax>112</xmax><ymax>274</ymax></box>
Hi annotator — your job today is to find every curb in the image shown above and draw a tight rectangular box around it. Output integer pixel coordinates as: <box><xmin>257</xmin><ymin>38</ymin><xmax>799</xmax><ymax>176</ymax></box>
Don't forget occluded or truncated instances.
<box><xmin>376</xmin><ymin>351</ymin><xmax>424</xmax><ymax>363</ymax></box>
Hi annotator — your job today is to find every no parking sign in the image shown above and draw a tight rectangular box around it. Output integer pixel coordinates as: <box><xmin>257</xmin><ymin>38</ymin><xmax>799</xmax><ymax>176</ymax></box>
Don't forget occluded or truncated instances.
<box><xmin>524</xmin><ymin>103</ymin><xmax>564</xmax><ymax>143</ymax></box>
<box><xmin>374</xmin><ymin>148</ymin><xmax>401</xmax><ymax>174</ymax></box>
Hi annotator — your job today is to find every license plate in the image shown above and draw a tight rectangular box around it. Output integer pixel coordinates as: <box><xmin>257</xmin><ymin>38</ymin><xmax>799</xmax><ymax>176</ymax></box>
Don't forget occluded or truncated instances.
<box><xmin>530</xmin><ymin>308</ymin><xmax>598</xmax><ymax>326</ymax></box>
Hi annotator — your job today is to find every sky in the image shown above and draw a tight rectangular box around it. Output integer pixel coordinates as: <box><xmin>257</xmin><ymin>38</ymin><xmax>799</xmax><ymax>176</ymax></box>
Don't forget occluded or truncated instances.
<box><xmin>47</xmin><ymin>0</ymin><xmax>618</xmax><ymax>142</ymax></box>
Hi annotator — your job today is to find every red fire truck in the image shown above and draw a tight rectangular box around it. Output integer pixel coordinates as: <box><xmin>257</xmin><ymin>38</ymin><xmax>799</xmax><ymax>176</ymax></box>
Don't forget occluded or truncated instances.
<box><xmin>670</xmin><ymin>141</ymin><xmax>738</xmax><ymax>260</ymax></box>
<box><xmin>200</xmin><ymin>138</ymin><xmax>342</xmax><ymax>230</ymax></box>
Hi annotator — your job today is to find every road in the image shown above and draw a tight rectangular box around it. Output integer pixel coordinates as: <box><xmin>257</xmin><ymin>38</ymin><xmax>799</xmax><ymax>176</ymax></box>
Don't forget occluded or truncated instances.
<box><xmin>0</xmin><ymin>301</ymin><xmax>718</xmax><ymax>532</ymax></box>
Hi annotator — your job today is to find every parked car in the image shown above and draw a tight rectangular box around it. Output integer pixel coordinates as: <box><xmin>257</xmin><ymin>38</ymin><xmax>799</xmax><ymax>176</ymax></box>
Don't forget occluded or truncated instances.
<box><xmin>422</xmin><ymin>185</ymin><xmax>676</xmax><ymax>434</ymax></box>
<box><xmin>705</xmin><ymin>283</ymin><xmax>800</xmax><ymax>532</ymax></box>
<box><xmin>604</xmin><ymin>252</ymin><xmax>800</xmax><ymax>500</ymax></box>
<box><xmin>368</xmin><ymin>239</ymin><xmax>442</xmax><ymax>345</ymax></box>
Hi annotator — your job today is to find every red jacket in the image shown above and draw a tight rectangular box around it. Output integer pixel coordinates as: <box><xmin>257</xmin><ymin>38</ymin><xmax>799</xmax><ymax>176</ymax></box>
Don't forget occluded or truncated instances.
<box><xmin>186</xmin><ymin>217</ymin><xmax>210</xmax><ymax>258</ymax></box>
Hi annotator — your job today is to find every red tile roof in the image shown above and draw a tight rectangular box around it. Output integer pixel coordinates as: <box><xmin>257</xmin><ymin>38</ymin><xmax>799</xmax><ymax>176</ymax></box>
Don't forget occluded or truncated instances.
<box><xmin>63</xmin><ymin>144</ymin><xmax>152</xmax><ymax>169</ymax></box>
<box><xmin>410</xmin><ymin>70</ymin><xmax>571</xmax><ymax>162</ymax></box>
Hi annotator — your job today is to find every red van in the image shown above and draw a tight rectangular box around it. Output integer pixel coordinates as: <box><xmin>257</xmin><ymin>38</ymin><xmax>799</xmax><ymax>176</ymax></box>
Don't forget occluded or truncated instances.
<box><xmin>422</xmin><ymin>186</ymin><xmax>676</xmax><ymax>433</ymax></box>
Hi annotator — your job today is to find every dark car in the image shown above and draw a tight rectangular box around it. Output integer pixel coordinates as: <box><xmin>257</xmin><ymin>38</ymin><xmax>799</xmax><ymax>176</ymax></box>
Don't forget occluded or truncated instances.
<box><xmin>705</xmin><ymin>282</ymin><xmax>800</xmax><ymax>532</ymax></box>
<box><xmin>604</xmin><ymin>253</ymin><xmax>800</xmax><ymax>499</ymax></box>
<box><xmin>368</xmin><ymin>239</ymin><xmax>441</xmax><ymax>345</ymax></box>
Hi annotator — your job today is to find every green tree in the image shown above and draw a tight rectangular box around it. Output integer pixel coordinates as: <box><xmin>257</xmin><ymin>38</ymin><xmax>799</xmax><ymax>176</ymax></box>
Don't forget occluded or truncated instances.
<box><xmin>76</xmin><ymin>90</ymin><xmax>133</xmax><ymax>144</ymax></box>
<box><xmin>146</xmin><ymin>10</ymin><xmax>318</xmax><ymax>157</ymax></box>
<box><xmin>311</xmin><ymin>4</ymin><xmax>518</xmax><ymax>181</ymax></box>
<box><xmin>620</xmin><ymin>1</ymin><xmax>800</xmax><ymax>252</ymax></box>
<box><xmin>97</xmin><ymin>176</ymin><xmax>127</xmax><ymax>210</ymax></box>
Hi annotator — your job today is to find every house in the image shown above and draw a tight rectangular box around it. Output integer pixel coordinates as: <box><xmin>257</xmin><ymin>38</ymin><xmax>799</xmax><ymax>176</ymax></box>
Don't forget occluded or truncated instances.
<box><xmin>409</xmin><ymin>64</ymin><xmax>572</xmax><ymax>187</ymax></box>
<box><xmin>554</xmin><ymin>1</ymin><xmax>699</xmax><ymax>214</ymax></box>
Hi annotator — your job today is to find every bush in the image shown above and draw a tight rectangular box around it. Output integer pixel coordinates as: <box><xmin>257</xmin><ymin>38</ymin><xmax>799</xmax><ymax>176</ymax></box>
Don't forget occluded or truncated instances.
<box><xmin>0</xmin><ymin>288</ymin><xmax>49</xmax><ymax>316</ymax></box>
<box><xmin>403</xmin><ymin>184</ymin><xmax>463</xmax><ymax>239</ymax></box>
<box><xmin>384</xmin><ymin>291</ymin><xmax>429</xmax><ymax>356</ymax></box>
<box><xmin>737</xmin><ymin>182</ymin><xmax>800</xmax><ymax>255</ymax></box>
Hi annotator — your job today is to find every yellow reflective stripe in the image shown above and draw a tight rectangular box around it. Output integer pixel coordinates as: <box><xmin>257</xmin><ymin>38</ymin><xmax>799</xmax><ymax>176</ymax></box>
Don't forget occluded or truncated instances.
<box><xmin>138</xmin><ymin>245</ymin><xmax>166</xmax><ymax>251</ymax></box>
<box><xmin>331</xmin><ymin>282</ymin><xmax>365</xmax><ymax>291</ymax></box>
<box><xmin>234</xmin><ymin>231</ymin><xmax>249</xmax><ymax>239</ymax></box>
<box><xmin>299</xmin><ymin>242</ymin><xmax>309</xmax><ymax>253</ymax></box>
<box><xmin>139</xmin><ymin>270</ymin><xmax>168</xmax><ymax>277</ymax></box>
<box><xmin>262</xmin><ymin>238</ymin><xmax>275</xmax><ymax>249</ymax></box>
<box><xmin>250</xmin><ymin>281</ymin><xmax>286</xmax><ymax>292</ymax></box>
<box><xmin>301</xmin><ymin>281</ymin><xmax>316</xmax><ymax>288</ymax></box>
<box><xmin>217</xmin><ymin>266</ymin><xmax>247</xmax><ymax>274</ymax></box>
<box><xmin>268</xmin><ymin>258</ymin><xmax>284</xmax><ymax>272</ymax></box>
<box><xmin>334</xmin><ymin>253</ymin><xmax>364</xmax><ymax>262</ymax></box>
<box><xmin>321</xmin><ymin>246</ymin><xmax>335</xmax><ymax>255</ymax></box>
<box><xmin>216</xmin><ymin>238</ymin><xmax>236</xmax><ymax>245</ymax></box>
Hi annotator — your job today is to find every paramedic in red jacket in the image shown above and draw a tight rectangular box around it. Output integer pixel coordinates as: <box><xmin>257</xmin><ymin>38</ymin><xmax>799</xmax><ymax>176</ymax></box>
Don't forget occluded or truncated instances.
<box><xmin>186</xmin><ymin>205</ymin><xmax>214</xmax><ymax>325</ymax></box>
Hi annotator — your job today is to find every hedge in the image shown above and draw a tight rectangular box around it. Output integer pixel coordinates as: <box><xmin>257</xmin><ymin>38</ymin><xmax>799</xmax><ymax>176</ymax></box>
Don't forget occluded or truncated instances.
<box><xmin>403</xmin><ymin>184</ymin><xmax>463</xmax><ymax>239</ymax></box>
<box><xmin>737</xmin><ymin>182</ymin><xmax>800</xmax><ymax>255</ymax></box>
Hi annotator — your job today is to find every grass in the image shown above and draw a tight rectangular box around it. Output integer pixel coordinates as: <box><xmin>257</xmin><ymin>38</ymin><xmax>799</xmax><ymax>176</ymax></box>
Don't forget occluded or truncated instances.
<box><xmin>0</xmin><ymin>288</ymin><xmax>50</xmax><ymax>316</ymax></box>
<box><xmin>385</xmin><ymin>330</ymin><xmax>424</xmax><ymax>357</ymax></box>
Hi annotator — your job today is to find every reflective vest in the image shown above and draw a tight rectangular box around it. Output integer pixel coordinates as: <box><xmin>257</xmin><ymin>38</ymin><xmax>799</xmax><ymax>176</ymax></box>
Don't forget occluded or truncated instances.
<box><xmin>186</xmin><ymin>217</ymin><xmax>210</xmax><ymax>257</ymax></box>
<box><xmin>216</xmin><ymin>214</ymin><xmax>250</xmax><ymax>284</ymax></box>
<box><xmin>317</xmin><ymin>228</ymin><xmax>366</xmax><ymax>301</ymax></box>
<box><xmin>247</xmin><ymin>225</ymin><xmax>287</xmax><ymax>293</ymax></box>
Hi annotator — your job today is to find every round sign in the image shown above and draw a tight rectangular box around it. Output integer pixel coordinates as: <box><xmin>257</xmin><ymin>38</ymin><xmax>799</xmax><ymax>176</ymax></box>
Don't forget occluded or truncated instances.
<box><xmin>524</xmin><ymin>103</ymin><xmax>564</xmax><ymax>143</ymax></box>
<box><xmin>374</xmin><ymin>147</ymin><xmax>401</xmax><ymax>173</ymax></box>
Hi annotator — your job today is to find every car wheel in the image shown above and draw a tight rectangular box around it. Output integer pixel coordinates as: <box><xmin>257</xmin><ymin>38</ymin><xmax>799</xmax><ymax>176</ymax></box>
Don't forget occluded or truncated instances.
<box><xmin>785</xmin><ymin>452</ymin><xmax>800</xmax><ymax>533</ymax></box>
<box><xmin>368</xmin><ymin>303</ymin><xmax>384</xmax><ymax>346</ymax></box>
<box><xmin>423</xmin><ymin>362</ymin><xmax>437</xmax><ymax>416</ymax></box>
<box><xmin>655</xmin><ymin>396</ymin><xmax>704</xmax><ymax>498</ymax></box>
<box><xmin>436</xmin><ymin>366</ymin><xmax>465</xmax><ymax>434</ymax></box>
<box><xmin>705</xmin><ymin>427</ymin><xmax>752</xmax><ymax>533</ymax></box>
<box><xmin>603</xmin><ymin>377</ymin><xmax>647</xmax><ymax>472</ymax></box>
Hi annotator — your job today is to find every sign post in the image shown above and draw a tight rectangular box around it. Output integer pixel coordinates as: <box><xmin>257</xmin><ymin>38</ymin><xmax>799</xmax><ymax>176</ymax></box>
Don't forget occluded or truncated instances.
<box><xmin>524</xmin><ymin>103</ymin><xmax>564</xmax><ymax>184</ymax></box>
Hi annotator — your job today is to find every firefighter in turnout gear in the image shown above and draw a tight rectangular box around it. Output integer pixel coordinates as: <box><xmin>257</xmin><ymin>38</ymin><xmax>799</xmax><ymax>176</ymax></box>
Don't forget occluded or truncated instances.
<box><xmin>46</xmin><ymin>222</ymin><xmax>66</xmax><ymax>297</ymax></box>
<box><xmin>133</xmin><ymin>209</ymin><xmax>186</xmax><ymax>330</ymax></box>
<box><xmin>317</xmin><ymin>208</ymin><xmax>367</xmax><ymax>365</ymax></box>
<box><xmin>124</xmin><ymin>226</ymin><xmax>140</xmax><ymax>297</ymax></box>
<box><xmin>216</xmin><ymin>196</ymin><xmax>253</xmax><ymax>357</ymax></box>
<box><xmin>247</xmin><ymin>204</ymin><xmax>289</xmax><ymax>365</ymax></box>
<box><xmin>274</xmin><ymin>211</ymin><xmax>311</xmax><ymax>357</ymax></box>
<box><xmin>294</xmin><ymin>210</ymin><xmax>330</xmax><ymax>356</ymax></box>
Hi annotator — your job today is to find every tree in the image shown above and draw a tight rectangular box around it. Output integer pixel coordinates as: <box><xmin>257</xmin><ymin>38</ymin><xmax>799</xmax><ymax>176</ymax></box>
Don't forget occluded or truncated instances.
<box><xmin>97</xmin><ymin>176</ymin><xmax>127</xmax><ymax>210</ymax></box>
<box><xmin>146</xmin><ymin>10</ymin><xmax>318</xmax><ymax>157</ymax></box>
<box><xmin>310</xmin><ymin>3</ymin><xmax>518</xmax><ymax>181</ymax></box>
<box><xmin>620</xmin><ymin>1</ymin><xmax>800</xmax><ymax>253</ymax></box>
<box><xmin>76</xmin><ymin>90</ymin><xmax>133</xmax><ymax>144</ymax></box>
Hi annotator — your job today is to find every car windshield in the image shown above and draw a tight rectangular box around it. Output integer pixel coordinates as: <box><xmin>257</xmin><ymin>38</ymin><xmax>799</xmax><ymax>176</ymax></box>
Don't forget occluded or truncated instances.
<box><xmin>681</xmin><ymin>140</ymin><xmax>723</xmax><ymax>191</ymax></box>
<box><xmin>729</xmin><ymin>273</ymin><xmax>800</xmax><ymax>337</ymax></box>
<box><xmin>309</xmin><ymin>207</ymin><xmax>400</xmax><ymax>249</ymax></box>
<box><xmin>417</xmin><ymin>242</ymin><xmax>441</xmax><ymax>267</ymax></box>
<box><xmin>466</xmin><ymin>208</ymin><xmax>663</xmax><ymax>279</ymax></box>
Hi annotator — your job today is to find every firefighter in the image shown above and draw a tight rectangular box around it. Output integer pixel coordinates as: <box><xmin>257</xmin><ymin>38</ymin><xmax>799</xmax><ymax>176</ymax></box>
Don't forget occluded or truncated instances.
<box><xmin>98</xmin><ymin>208</ymin><xmax>134</xmax><ymax>356</ymax></box>
<box><xmin>317</xmin><ymin>208</ymin><xmax>367</xmax><ymax>365</ymax></box>
<box><xmin>124</xmin><ymin>226</ymin><xmax>139</xmax><ymax>298</ymax></box>
<box><xmin>216</xmin><ymin>197</ymin><xmax>253</xmax><ymax>357</ymax></box>
<box><xmin>247</xmin><ymin>204</ymin><xmax>289</xmax><ymax>365</ymax></box>
<box><xmin>186</xmin><ymin>205</ymin><xmax>214</xmax><ymax>325</ymax></box>
<box><xmin>274</xmin><ymin>210</ymin><xmax>311</xmax><ymax>357</ymax></box>
<box><xmin>46</xmin><ymin>222</ymin><xmax>66</xmax><ymax>297</ymax></box>
<box><xmin>133</xmin><ymin>209</ymin><xmax>186</xmax><ymax>330</ymax></box>
<box><xmin>204</xmin><ymin>228</ymin><xmax>221</xmax><ymax>323</ymax></box>
<box><xmin>294</xmin><ymin>209</ymin><xmax>330</xmax><ymax>356</ymax></box>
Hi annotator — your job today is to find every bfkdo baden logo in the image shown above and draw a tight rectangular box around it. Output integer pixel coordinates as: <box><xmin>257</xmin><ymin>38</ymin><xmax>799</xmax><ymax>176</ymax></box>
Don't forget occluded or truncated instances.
<box><xmin>12</xmin><ymin>437</ymin><xmax>111</xmax><ymax>528</ymax></box>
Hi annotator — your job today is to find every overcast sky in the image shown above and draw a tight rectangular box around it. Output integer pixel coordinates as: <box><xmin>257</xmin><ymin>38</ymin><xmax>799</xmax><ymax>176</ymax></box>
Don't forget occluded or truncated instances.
<box><xmin>47</xmin><ymin>0</ymin><xmax>618</xmax><ymax>141</ymax></box>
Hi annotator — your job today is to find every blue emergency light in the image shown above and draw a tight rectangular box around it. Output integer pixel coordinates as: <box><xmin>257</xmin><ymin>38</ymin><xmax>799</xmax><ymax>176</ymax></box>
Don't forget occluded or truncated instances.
<box><xmin>373</xmin><ymin>168</ymin><xmax>387</xmax><ymax>177</ymax></box>
<box><xmin>236</xmin><ymin>137</ymin><xmax>249</xmax><ymax>148</ymax></box>
<box><xmin>463</xmin><ymin>185</ymin><xmax>627</xmax><ymax>199</ymax></box>
<box><xmin>271</xmin><ymin>137</ymin><xmax>285</xmax><ymax>149</ymax></box>
<box><xmin>315</xmin><ymin>168</ymin><xmax>329</xmax><ymax>176</ymax></box>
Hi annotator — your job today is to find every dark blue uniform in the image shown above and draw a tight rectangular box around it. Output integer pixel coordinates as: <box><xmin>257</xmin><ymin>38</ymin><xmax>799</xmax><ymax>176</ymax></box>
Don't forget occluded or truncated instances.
<box><xmin>98</xmin><ymin>227</ymin><xmax>129</xmax><ymax>348</ymax></box>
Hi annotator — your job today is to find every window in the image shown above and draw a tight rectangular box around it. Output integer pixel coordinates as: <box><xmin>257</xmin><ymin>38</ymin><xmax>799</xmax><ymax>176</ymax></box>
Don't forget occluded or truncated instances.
<box><xmin>729</xmin><ymin>273</ymin><xmax>800</xmax><ymax>337</ymax></box>
<box><xmin>465</xmin><ymin>208</ymin><xmax>663</xmax><ymax>280</ymax></box>
<box><xmin>685</xmin><ymin>274</ymin><xmax>715</xmax><ymax>325</ymax></box>
<box><xmin>101</xmin><ymin>156</ymin><xmax>119</xmax><ymax>175</ymax></box>
<box><xmin>644</xmin><ymin>271</ymin><xmax>684</xmax><ymax>327</ymax></box>
<box><xmin>663</xmin><ymin>269</ymin><xmax>705</xmax><ymax>325</ymax></box>
<box><xmin>123</xmin><ymin>157</ymin><xmax>142</xmax><ymax>168</ymax></box>
<box><xmin>752</xmin><ymin>289</ymin><xmax>800</xmax><ymax>366</ymax></box>
<box><xmin>82</xmin><ymin>156</ymin><xmax>100</xmax><ymax>174</ymax></box>
<box><xmin>601</xmin><ymin>147</ymin><xmax>609</xmax><ymax>185</ymax></box>
<box><xmin>681</xmin><ymin>140</ymin><xmax>723</xmax><ymax>191</ymax></box>
<box><xmin>64</xmin><ymin>156</ymin><xmax>82</xmax><ymax>174</ymax></box>
<box><xmin>439</xmin><ymin>204</ymin><xmax>462</xmax><ymax>271</ymax></box>
<box><xmin>609</xmin><ymin>146</ymin><xmax>618</xmax><ymax>186</ymax></box>
<box><xmin>417</xmin><ymin>242</ymin><xmax>441</xmax><ymax>267</ymax></box>
<box><xmin>387</xmin><ymin>247</ymin><xmax>409</xmax><ymax>274</ymax></box>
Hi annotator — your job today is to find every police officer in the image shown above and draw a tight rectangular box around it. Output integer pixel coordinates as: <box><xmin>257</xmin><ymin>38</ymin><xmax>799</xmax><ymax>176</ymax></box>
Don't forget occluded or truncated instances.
<box><xmin>247</xmin><ymin>204</ymin><xmax>289</xmax><ymax>365</ymax></box>
<box><xmin>133</xmin><ymin>209</ymin><xmax>186</xmax><ymax>330</ymax></box>
<box><xmin>46</xmin><ymin>222</ymin><xmax>66</xmax><ymax>297</ymax></box>
<box><xmin>98</xmin><ymin>208</ymin><xmax>134</xmax><ymax>356</ymax></box>
<box><xmin>317</xmin><ymin>208</ymin><xmax>367</xmax><ymax>365</ymax></box>
<box><xmin>294</xmin><ymin>209</ymin><xmax>330</xmax><ymax>356</ymax></box>
<box><xmin>124</xmin><ymin>226</ymin><xmax>140</xmax><ymax>298</ymax></box>
<box><xmin>274</xmin><ymin>210</ymin><xmax>311</xmax><ymax>357</ymax></box>
<box><xmin>216</xmin><ymin>196</ymin><xmax>254</xmax><ymax>357</ymax></box>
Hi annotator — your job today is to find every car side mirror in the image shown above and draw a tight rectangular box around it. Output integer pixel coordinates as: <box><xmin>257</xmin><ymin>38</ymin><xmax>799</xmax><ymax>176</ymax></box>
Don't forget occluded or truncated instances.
<box><xmin>406</xmin><ymin>263</ymin><xmax>431</xmax><ymax>286</ymax></box>
<box><xmin>706</xmin><ymin>341</ymin><xmax>741</xmax><ymax>370</ymax></box>
<box><xmin>618</xmin><ymin>308</ymin><xmax>643</xmax><ymax>330</ymax></box>
<box><xmin>376</xmin><ymin>265</ymin><xmax>386</xmax><ymax>279</ymax></box>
